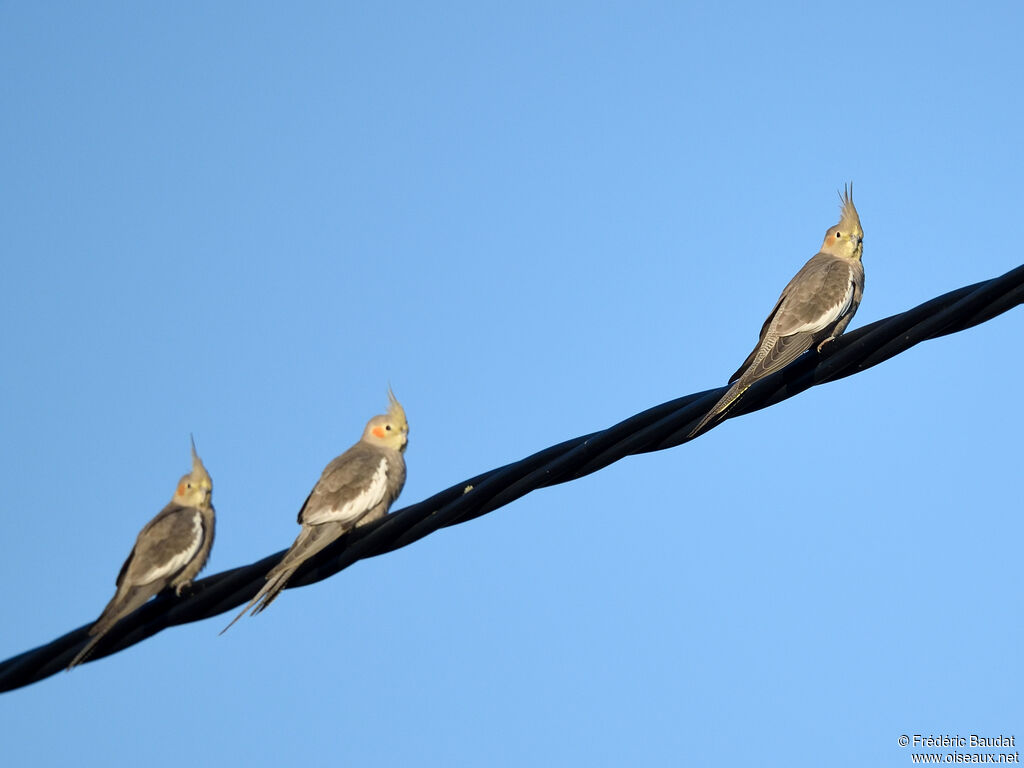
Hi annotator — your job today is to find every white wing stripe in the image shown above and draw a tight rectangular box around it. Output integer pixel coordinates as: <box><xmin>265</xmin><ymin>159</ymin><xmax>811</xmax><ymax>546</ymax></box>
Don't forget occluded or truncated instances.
<box><xmin>307</xmin><ymin>458</ymin><xmax>389</xmax><ymax>525</ymax></box>
<box><xmin>781</xmin><ymin>280</ymin><xmax>855</xmax><ymax>336</ymax></box>
<box><xmin>138</xmin><ymin>512</ymin><xmax>203</xmax><ymax>583</ymax></box>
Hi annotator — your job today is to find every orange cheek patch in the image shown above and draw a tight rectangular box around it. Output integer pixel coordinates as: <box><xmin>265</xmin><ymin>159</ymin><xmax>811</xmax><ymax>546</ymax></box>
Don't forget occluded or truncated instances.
<box><xmin>372</xmin><ymin>426</ymin><xmax>386</xmax><ymax>438</ymax></box>
<box><xmin>176</xmin><ymin>482</ymin><xmax>186</xmax><ymax>497</ymax></box>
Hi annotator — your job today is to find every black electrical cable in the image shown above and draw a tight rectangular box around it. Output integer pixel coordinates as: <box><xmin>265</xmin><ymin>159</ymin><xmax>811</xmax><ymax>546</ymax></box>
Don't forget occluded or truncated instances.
<box><xmin>2</xmin><ymin>263</ymin><xmax>1022</xmax><ymax>693</ymax></box>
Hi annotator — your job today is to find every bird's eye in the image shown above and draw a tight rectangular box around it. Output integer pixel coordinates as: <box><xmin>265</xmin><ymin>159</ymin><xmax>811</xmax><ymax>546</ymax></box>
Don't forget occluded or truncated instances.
<box><xmin>385</xmin><ymin>425</ymin><xmax>392</xmax><ymax>431</ymax></box>
<box><xmin>835</xmin><ymin>232</ymin><xmax>842</xmax><ymax>239</ymax></box>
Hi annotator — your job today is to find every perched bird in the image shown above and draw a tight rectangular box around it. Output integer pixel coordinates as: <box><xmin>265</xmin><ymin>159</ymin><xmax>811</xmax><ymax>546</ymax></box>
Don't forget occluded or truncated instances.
<box><xmin>222</xmin><ymin>389</ymin><xmax>408</xmax><ymax>632</ymax></box>
<box><xmin>689</xmin><ymin>185</ymin><xmax>865</xmax><ymax>437</ymax></box>
<box><xmin>68</xmin><ymin>439</ymin><xmax>215</xmax><ymax>669</ymax></box>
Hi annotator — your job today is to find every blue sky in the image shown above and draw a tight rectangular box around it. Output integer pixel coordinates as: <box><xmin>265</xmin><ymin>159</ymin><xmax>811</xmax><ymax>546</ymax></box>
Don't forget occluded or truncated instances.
<box><xmin>1</xmin><ymin>2</ymin><xmax>1022</xmax><ymax>766</ymax></box>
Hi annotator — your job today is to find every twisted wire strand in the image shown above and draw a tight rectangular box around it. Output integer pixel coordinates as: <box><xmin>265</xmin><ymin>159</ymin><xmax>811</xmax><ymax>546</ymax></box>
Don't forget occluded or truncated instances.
<box><xmin>2</xmin><ymin>263</ymin><xmax>1022</xmax><ymax>693</ymax></box>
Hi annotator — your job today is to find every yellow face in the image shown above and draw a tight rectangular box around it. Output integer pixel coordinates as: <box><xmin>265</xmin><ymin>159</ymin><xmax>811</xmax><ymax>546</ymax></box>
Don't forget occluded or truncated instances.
<box><xmin>174</xmin><ymin>440</ymin><xmax>213</xmax><ymax>507</ymax></box>
<box><xmin>174</xmin><ymin>468</ymin><xmax>213</xmax><ymax>507</ymax></box>
<box><xmin>363</xmin><ymin>389</ymin><xmax>409</xmax><ymax>451</ymax></box>
<box><xmin>364</xmin><ymin>412</ymin><xmax>409</xmax><ymax>451</ymax></box>
<box><xmin>822</xmin><ymin>222</ymin><xmax>864</xmax><ymax>260</ymax></box>
<box><xmin>821</xmin><ymin>184</ymin><xmax>863</xmax><ymax>259</ymax></box>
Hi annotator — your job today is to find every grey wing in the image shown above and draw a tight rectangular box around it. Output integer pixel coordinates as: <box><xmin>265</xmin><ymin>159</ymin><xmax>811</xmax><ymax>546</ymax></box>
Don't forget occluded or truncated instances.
<box><xmin>170</xmin><ymin>505</ymin><xmax>216</xmax><ymax>589</ymax></box>
<box><xmin>729</xmin><ymin>293</ymin><xmax>787</xmax><ymax>383</ymax></box>
<box><xmin>732</xmin><ymin>257</ymin><xmax>856</xmax><ymax>384</ymax></box>
<box><xmin>300</xmin><ymin>446</ymin><xmax>391</xmax><ymax>526</ymax></box>
<box><xmin>770</xmin><ymin>258</ymin><xmax>856</xmax><ymax>338</ymax></box>
<box><xmin>119</xmin><ymin>504</ymin><xmax>206</xmax><ymax>588</ymax></box>
<box><xmin>736</xmin><ymin>330</ymin><xmax>818</xmax><ymax>385</ymax></box>
<box><xmin>727</xmin><ymin>259</ymin><xmax>821</xmax><ymax>383</ymax></box>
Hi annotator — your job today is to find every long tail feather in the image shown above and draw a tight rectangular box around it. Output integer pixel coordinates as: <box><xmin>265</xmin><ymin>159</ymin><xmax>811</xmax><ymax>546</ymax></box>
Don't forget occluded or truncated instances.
<box><xmin>219</xmin><ymin>593</ymin><xmax>261</xmax><ymax>635</ymax></box>
<box><xmin>688</xmin><ymin>380</ymin><xmax>751</xmax><ymax>439</ymax></box>
<box><xmin>66</xmin><ymin>632</ymin><xmax>105</xmax><ymax>670</ymax></box>
<box><xmin>249</xmin><ymin>569</ymin><xmax>294</xmax><ymax>615</ymax></box>
<box><xmin>219</xmin><ymin>565</ymin><xmax>297</xmax><ymax>634</ymax></box>
<box><xmin>221</xmin><ymin>577</ymin><xmax>275</xmax><ymax>634</ymax></box>
<box><xmin>66</xmin><ymin>585</ymin><xmax>153</xmax><ymax>670</ymax></box>
<box><xmin>220</xmin><ymin>524</ymin><xmax>346</xmax><ymax>633</ymax></box>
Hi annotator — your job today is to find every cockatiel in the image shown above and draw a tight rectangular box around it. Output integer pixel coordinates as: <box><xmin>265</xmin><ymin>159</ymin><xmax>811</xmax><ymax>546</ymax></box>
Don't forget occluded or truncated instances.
<box><xmin>222</xmin><ymin>389</ymin><xmax>408</xmax><ymax>631</ymax></box>
<box><xmin>67</xmin><ymin>439</ymin><xmax>215</xmax><ymax>669</ymax></box>
<box><xmin>689</xmin><ymin>185</ymin><xmax>865</xmax><ymax>437</ymax></box>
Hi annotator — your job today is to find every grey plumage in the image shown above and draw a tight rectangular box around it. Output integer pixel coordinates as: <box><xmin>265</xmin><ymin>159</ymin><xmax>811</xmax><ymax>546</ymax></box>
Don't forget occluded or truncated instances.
<box><xmin>222</xmin><ymin>390</ymin><xmax>409</xmax><ymax>632</ymax></box>
<box><xmin>68</xmin><ymin>441</ymin><xmax>215</xmax><ymax>669</ymax></box>
<box><xmin>690</xmin><ymin>186</ymin><xmax>865</xmax><ymax>437</ymax></box>
<box><xmin>251</xmin><ymin>443</ymin><xmax>405</xmax><ymax>612</ymax></box>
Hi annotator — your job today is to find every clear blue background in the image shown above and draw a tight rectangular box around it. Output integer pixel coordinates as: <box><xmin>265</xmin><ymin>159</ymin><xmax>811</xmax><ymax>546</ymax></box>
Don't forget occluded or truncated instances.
<box><xmin>2</xmin><ymin>3</ymin><xmax>1021</xmax><ymax>766</ymax></box>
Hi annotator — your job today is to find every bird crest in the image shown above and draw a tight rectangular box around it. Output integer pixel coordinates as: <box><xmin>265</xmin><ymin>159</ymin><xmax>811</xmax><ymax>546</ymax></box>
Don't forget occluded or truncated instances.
<box><xmin>175</xmin><ymin>436</ymin><xmax>213</xmax><ymax>506</ymax></box>
<box><xmin>838</xmin><ymin>182</ymin><xmax>860</xmax><ymax>232</ymax></box>
<box><xmin>189</xmin><ymin>435</ymin><xmax>212</xmax><ymax>487</ymax></box>
<box><xmin>386</xmin><ymin>385</ymin><xmax>407</xmax><ymax>431</ymax></box>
